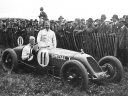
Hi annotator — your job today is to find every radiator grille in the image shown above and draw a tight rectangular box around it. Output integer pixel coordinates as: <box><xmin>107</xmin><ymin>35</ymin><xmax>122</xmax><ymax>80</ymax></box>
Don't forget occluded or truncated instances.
<box><xmin>87</xmin><ymin>57</ymin><xmax>102</xmax><ymax>72</ymax></box>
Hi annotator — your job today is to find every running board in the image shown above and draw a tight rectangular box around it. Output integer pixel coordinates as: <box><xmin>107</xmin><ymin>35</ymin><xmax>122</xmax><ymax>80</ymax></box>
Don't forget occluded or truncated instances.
<box><xmin>18</xmin><ymin>61</ymin><xmax>36</xmax><ymax>68</ymax></box>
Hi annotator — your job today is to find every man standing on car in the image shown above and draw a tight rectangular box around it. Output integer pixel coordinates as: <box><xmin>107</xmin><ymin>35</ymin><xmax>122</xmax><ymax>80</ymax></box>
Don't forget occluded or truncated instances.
<box><xmin>39</xmin><ymin>7</ymin><xmax>48</xmax><ymax>26</ymax></box>
<box><xmin>37</xmin><ymin>20</ymin><xmax>57</xmax><ymax>48</ymax></box>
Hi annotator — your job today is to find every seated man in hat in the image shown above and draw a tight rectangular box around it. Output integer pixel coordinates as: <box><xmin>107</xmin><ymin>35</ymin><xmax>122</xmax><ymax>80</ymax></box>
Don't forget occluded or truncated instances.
<box><xmin>21</xmin><ymin>36</ymin><xmax>35</xmax><ymax>61</ymax></box>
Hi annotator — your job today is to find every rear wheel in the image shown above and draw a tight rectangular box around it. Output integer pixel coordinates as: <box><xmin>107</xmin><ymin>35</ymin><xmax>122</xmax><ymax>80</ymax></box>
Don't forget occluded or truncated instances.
<box><xmin>60</xmin><ymin>60</ymin><xmax>88</xmax><ymax>90</ymax></box>
<box><xmin>2</xmin><ymin>49</ymin><xmax>18</xmax><ymax>72</ymax></box>
<box><xmin>98</xmin><ymin>56</ymin><xmax>124</xmax><ymax>83</ymax></box>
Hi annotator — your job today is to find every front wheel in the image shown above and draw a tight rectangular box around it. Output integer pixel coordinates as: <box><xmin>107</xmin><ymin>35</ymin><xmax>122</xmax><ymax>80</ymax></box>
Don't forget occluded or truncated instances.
<box><xmin>98</xmin><ymin>56</ymin><xmax>124</xmax><ymax>83</ymax></box>
<box><xmin>2</xmin><ymin>49</ymin><xmax>18</xmax><ymax>72</ymax></box>
<box><xmin>60</xmin><ymin>60</ymin><xmax>88</xmax><ymax>90</ymax></box>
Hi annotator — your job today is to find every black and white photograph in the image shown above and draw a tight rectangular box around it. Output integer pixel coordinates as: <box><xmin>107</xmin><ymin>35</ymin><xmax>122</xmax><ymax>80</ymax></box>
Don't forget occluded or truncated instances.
<box><xmin>0</xmin><ymin>0</ymin><xmax>127</xmax><ymax>96</ymax></box>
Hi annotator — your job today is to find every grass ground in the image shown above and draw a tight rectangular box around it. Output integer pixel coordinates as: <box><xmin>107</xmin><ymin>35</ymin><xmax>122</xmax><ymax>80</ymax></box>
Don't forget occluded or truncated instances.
<box><xmin>0</xmin><ymin>65</ymin><xmax>128</xmax><ymax>96</ymax></box>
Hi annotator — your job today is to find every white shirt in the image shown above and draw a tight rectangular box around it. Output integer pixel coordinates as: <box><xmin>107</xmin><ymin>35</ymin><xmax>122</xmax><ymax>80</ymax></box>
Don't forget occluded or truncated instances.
<box><xmin>37</xmin><ymin>29</ymin><xmax>57</xmax><ymax>48</ymax></box>
<box><xmin>21</xmin><ymin>44</ymin><xmax>33</xmax><ymax>60</ymax></box>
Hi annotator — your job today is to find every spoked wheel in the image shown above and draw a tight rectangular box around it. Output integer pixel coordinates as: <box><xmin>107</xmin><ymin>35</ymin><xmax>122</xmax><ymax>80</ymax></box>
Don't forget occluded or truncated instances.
<box><xmin>98</xmin><ymin>56</ymin><xmax>124</xmax><ymax>83</ymax></box>
<box><xmin>2</xmin><ymin>49</ymin><xmax>18</xmax><ymax>72</ymax></box>
<box><xmin>101</xmin><ymin>63</ymin><xmax>117</xmax><ymax>82</ymax></box>
<box><xmin>63</xmin><ymin>66</ymin><xmax>83</xmax><ymax>88</ymax></box>
<box><xmin>60</xmin><ymin>60</ymin><xmax>88</xmax><ymax>90</ymax></box>
<box><xmin>3</xmin><ymin>54</ymin><xmax>14</xmax><ymax>70</ymax></box>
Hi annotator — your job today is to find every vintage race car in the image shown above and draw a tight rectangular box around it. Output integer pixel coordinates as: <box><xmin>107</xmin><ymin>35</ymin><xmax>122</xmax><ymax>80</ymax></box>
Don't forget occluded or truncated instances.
<box><xmin>1</xmin><ymin>44</ymin><xmax>124</xmax><ymax>90</ymax></box>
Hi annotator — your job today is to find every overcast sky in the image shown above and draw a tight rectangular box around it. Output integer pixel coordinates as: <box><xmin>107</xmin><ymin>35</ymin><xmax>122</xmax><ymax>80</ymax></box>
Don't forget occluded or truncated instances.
<box><xmin>0</xmin><ymin>0</ymin><xmax>127</xmax><ymax>21</ymax></box>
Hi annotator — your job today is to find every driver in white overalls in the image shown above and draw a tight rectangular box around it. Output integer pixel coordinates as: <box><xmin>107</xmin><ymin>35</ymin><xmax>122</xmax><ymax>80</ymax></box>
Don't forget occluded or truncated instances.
<box><xmin>37</xmin><ymin>20</ymin><xmax>57</xmax><ymax>48</ymax></box>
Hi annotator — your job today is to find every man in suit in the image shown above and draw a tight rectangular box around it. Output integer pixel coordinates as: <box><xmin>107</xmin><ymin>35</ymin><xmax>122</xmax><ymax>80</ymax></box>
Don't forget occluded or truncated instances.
<box><xmin>73</xmin><ymin>18</ymin><xmax>86</xmax><ymax>51</ymax></box>
<box><xmin>56</xmin><ymin>23</ymin><xmax>66</xmax><ymax>48</ymax></box>
<box><xmin>114</xmin><ymin>18</ymin><xmax>128</xmax><ymax>66</ymax></box>
<box><xmin>84</xmin><ymin>18</ymin><xmax>96</xmax><ymax>55</ymax></box>
<box><xmin>65</xmin><ymin>21</ymin><xmax>76</xmax><ymax>50</ymax></box>
<box><xmin>21</xmin><ymin>36</ymin><xmax>35</xmax><ymax>61</ymax></box>
<box><xmin>58</xmin><ymin>16</ymin><xmax>64</xmax><ymax>24</ymax></box>
<box><xmin>110</xmin><ymin>14</ymin><xmax>119</xmax><ymax>35</ymax></box>
<box><xmin>98</xmin><ymin>14</ymin><xmax>111</xmax><ymax>34</ymax></box>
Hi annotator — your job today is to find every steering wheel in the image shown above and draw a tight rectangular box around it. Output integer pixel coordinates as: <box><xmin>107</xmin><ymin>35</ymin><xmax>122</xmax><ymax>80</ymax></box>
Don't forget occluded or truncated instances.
<box><xmin>40</xmin><ymin>45</ymin><xmax>50</xmax><ymax>48</ymax></box>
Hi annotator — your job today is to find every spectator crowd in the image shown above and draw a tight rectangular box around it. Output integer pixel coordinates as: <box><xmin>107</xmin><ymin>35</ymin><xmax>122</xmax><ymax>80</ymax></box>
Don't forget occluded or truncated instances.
<box><xmin>0</xmin><ymin>7</ymin><xmax>128</xmax><ymax>66</ymax></box>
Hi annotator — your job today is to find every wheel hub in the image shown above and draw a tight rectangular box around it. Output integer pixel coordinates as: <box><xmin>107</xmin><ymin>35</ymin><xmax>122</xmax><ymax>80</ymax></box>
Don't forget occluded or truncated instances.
<box><xmin>4</xmin><ymin>54</ymin><xmax>13</xmax><ymax>70</ymax></box>
<box><xmin>68</xmin><ymin>73</ymin><xmax>77</xmax><ymax>80</ymax></box>
<box><xmin>64</xmin><ymin>66</ymin><xmax>82</xmax><ymax>88</ymax></box>
<box><xmin>105</xmin><ymin>64</ymin><xmax>114</xmax><ymax>75</ymax></box>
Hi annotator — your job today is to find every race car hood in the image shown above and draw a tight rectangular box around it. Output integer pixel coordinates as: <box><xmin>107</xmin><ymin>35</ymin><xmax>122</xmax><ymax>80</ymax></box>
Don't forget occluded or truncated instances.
<box><xmin>13</xmin><ymin>46</ymin><xmax>25</xmax><ymax>59</ymax></box>
<box><xmin>49</xmin><ymin>48</ymin><xmax>79</xmax><ymax>58</ymax></box>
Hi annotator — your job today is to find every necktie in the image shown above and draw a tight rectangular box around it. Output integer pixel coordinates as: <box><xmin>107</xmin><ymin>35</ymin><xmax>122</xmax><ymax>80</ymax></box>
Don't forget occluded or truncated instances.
<box><xmin>30</xmin><ymin>45</ymin><xmax>33</xmax><ymax>55</ymax></box>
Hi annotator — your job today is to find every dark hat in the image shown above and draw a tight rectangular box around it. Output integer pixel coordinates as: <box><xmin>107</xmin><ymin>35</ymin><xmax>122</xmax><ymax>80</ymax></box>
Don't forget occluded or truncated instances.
<box><xmin>67</xmin><ymin>21</ymin><xmax>73</xmax><ymax>23</ymax></box>
<box><xmin>125</xmin><ymin>15</ymin><xmax>128</xmax><ymax>20</ymax></box>
<box><xmin>87</xmin><ymin>18</ymin><xmax>93</xmax><ymax>22</ymax></box>
<box><xmin>30</xmin><ymin>19</ymin><xmax>33</xmax><ymax>21</ymax></box>
<box><xmin>112</xmin><ymin>14</ymin><xmax>118</xmax><ymax>20</ymax></box>
<box><xmin>101</xmin><ymin>14</ymin><xmax>106</xmax><ymax>19</ymax></box>
<box><xmin>58</xmin><ymin>16</ymin><xmax>64</xmax><ymax>20</ymax></box>
<box><xmin>119</xmin><ymin>18</ymin><xmax>125</xmax><ymax>23</ymax></box>
<box><xmin>75</xmin><ymin>18</ymin><xmax>79</xmax><ymax>21</ymax></box>
<box><xmin>81</xmin><ymin>18</ymin><xmax>85</xmax><ymax>21</ymax></box>
<box><xmin>40</xmin><ymin>7</ymin><xmax>44</xmax><ymax>11</ymax></box>
<box><xmin>14</xmin><ymin>19</ymin><xmax>17</xmax><ymax>22</ymax></box>
<box><xmin>50</xmin><ymin>20</ymin><xmax>55</xmax><ymax>23</ymax></box>
<box><xmin>34</xmin><ymin>19</ymin><xmax>38</xmax><ymax>22</ymax></box>
<box><xmin>123</xmin><ymin>15</ymin><xmax>127</xmax><ymax>19</ymax></box>
<box><xmin>95</xmin><ymin>19</ymin><xmax>100</xmax><ymax>22</ymax></box>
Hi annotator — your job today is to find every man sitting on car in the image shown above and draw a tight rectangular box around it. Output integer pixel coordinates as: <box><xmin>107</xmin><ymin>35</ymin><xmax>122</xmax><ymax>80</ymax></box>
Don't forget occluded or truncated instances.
<box><xmin>37</xmin><ymin>20</ymin><xmax>57</xmax><ymax>48</ymax></box>
<box><xmin>21</xmin><ymin>36</ymin><xmax>35</xmax><ymax>61</ymax></box>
